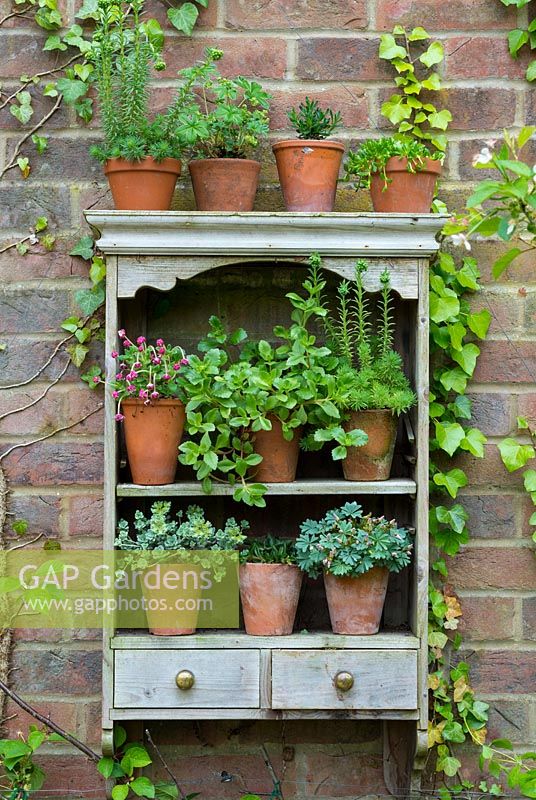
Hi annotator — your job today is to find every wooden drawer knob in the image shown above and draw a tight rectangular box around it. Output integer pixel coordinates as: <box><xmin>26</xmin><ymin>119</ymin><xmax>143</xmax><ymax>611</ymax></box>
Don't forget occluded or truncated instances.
<box><xmin>334</xmin><ymin>671</ymin><xmax>354</xmax><ymax>692</ymax></box>
<box><xmin>175</xmin><ymin>670</ymin><xmax>195</xmax><ymax>690</ymax></box>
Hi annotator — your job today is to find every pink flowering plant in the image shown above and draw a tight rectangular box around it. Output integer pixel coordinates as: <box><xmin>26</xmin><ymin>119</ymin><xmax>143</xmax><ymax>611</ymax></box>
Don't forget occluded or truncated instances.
<box><xmin>108</xmin><ymin>330</ymin><xmax>190</xmax><ymax>421</ymax></box>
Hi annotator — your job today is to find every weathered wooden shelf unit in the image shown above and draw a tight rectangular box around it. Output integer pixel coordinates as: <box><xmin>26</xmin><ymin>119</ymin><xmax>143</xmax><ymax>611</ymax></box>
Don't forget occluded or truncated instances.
<box><xmin>85</xmin><ymin>211</ymin><xmax>445</xmax><ymax>795</ymax></box>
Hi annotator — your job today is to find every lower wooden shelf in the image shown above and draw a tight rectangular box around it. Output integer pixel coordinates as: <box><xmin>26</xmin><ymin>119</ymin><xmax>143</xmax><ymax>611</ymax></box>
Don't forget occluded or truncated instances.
<box><xmin>116</xmin><ymin>478</ymin><xmax>417</xmax><ymax>497</ymax></box>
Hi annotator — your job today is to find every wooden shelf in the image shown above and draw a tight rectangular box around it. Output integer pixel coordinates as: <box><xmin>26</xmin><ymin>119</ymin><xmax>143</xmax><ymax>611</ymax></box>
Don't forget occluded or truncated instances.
<box><xmin>116</xmin><ymin>478</ymin><xmax>417</xmax><ymax>497</ymax></box>
<box><xmin>111</xmin><ymin>630</ymin><xmax>420</xmax><ymax>650</ymax></box>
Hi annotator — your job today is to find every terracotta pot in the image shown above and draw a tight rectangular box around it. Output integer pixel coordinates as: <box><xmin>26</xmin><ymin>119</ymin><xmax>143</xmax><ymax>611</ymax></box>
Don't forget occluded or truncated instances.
<box><xmin>188</xmin><ymin>158</ymin><xmax>261</xmax><ymax>211</ymax></box>
<box><xmin>121</xmin><ymin>398</ymin><xmax>185</xmax><ymax>485</ymax></box>
<box><xmin>370</xmin><ymin>156</ymin><xmax>441</xmax><ymax>213</ymax></box>
<box><xmin>342</xmin><ymin>409</ymin><xmax>397</xmax><ymax>481</ymax></box>
<box><xmin>141</xmin><ymin>571</ymin><xmax>199</xmax><ymax>636</ymax></box>
<box><xmin>253</xmin><ymin>416</ymin><xmax>302</xmax><ymax>483</ymax></box>
<box><xmin>240</xmin><ymin>563</ymin><xmax>303</xmax><ymax>635</ymax></box>
<box><xmin>324</xmin><ymin>567</ymin><xmax>389</xmax><ymax>635</ymax></box>
<box><xmin>104</xmin><ymin>157</ymin><xmax>181</xmax><ymax>211</ymax></box>
<box><xmin>272</xmin><ymin>140</ymin><xmax>344</xmax><ymax>211</ymax></box>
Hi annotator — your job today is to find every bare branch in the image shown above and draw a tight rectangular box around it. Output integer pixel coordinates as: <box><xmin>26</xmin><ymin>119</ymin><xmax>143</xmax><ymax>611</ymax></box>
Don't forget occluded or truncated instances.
<box><xmin>0</xmin><ymin>56</ymin><xmax>79</xmax><ymax>112</ymax></box>
<box><xmin>0</xmin><ymin>359</ymin><xmax>70</xmax><ymax>422</ymax></box>
<box><xmin>0</xmin><ymin>405</ymin><xmax>103</xmax><ymax>462</ymax></box>
<box><xmin>145</xmin><ymin>728</ymin><xmax>188</xmax><ymax>800</ymax></box>
<box><xmin>7</xmin><ymin>532</ymin><xmax>44</xmax><ymax>551</ymax></box>
<box><xmin>0</xmin><ymin>95</ymin><xmax>62</xmax><ymax>179</ymax></box>
<box><xmin>2</xmin><ymin>340</ymin><xmax>71</xmax><ymax>390</ymax></box>
<box><xmin>0</xmin><ymin>236</ymin><xmax>33</xmax><ymax>256</ymax></box>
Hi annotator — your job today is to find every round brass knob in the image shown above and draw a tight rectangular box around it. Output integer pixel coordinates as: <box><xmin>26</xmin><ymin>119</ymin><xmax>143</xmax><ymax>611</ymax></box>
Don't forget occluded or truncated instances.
<box><xmin>334</xmin><ymin>671</ymin><xmax>354</xmax><ymax>692</ymax></box>
<box><xmin>175</xmin><ymin>670</ymin><xmax>195</xmax><ymax>690</ymax></box>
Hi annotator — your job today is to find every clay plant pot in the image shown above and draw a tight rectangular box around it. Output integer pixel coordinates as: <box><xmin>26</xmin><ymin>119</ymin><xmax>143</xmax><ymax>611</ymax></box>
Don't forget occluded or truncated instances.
<box><xmin>188</xmin><ymin>158</ymin><xmax>261</xmax><ymax>211</ymax></box>
<box><xmin>121</xmin><ymin>398</ymin><xmax>185</xmax><ymax>485</ymax></box>
<box><xmin>252</xmin><ymin>416</ymin><xmax>302</xmax><ymax>483</ymax></box>
<box><xmin>272</xmin><ymin>140</ymin><xmax>344</xmax><ymax>212</ymax></box>
<box><xmin>342</xmin><ymin>409</ymin><xmax>397</xmax><ymax>482</ymax></box>
<box><xmin>104</xmin><ymin>156</ymin><xmax>181</xmax><ymax>211</ymax></box>
<box><xmin>324</xmin><ymin>567</ymin><xmax>389</xmax><ymax>635</ymax></box>
<box><xmin>239</xmin><ymin>563</ymin><xmax>303</xmax><ymax>635</ymax></box>
<box><xmin>370</xmin><ymin>157</ymin><xmax>441</xmax><ymax>213</ymax></box>
<box><xmin>141</xmin><ymin>574</ymin><xmax>199</xmax><ymax>636</ymax></box>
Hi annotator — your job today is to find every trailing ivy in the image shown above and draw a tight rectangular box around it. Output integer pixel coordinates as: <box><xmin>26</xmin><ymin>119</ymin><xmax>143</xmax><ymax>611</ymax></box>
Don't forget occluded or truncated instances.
<box><xmin>498</xmin><ymin>0</ymin><xmax>536</xmax><ymax>81</ymax></box>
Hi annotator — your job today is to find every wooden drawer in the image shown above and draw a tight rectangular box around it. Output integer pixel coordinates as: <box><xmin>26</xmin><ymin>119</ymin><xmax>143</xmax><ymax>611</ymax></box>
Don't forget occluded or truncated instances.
<box><xmin>114</xmin><ymin>649</ymin><xmax>260</xmax><ymax>708</ymax></box>
<box><xmin>271</xmin><ymin>650</ymin><xmax>417</xmax><ymax>710</ymax></box>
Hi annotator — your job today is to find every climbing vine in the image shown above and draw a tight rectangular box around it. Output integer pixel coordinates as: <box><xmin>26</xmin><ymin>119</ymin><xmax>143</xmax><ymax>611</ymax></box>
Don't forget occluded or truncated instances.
<box><xmin>498</xmin><ymin>0</ymin><xmax>536</xmax><ymax>81</ymax></box>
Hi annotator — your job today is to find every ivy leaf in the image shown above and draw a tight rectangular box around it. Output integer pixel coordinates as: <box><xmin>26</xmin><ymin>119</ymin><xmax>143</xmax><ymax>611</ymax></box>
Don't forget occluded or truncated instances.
<box><xmin>442</xmin><ymin>721</ymin><xmax>466</xmax><ymax>743</ymax></box>
<box><xmin>10</xmin><ymin>91</ymin><xmax>33</xmax><ymax>124</ymax></box>
<box><xmin>419</xmin><ymin>41</ymin><xmax>444</xmax><ymax>67</ymax></box>
<box><xmin>461</xmin><ymin>428</ymin><xmax>487</xmax><ymax>458</ymax></box>
<box><xmin>379</xmin><ymin>34</ymin><xmax>407</xmax><ymax>60</ymax></box>
<box><xmin>131</xmin><ymin>777</ymin><xmax>156</xmax><ymax>798</ymax></box>
<box><xmin>43</xmin><ymin>34</ymin><xmax>67</xmax><ymax>51</ymax></box>
<box><xmin>452</xmin><ymin>343</ymin><xmax>480</xmax><ymax>376</ymax></box>
<box><xmin>449</xmin><ymin>395</ymin><xmax>472</xmax><ymax>420</ymax></box>
<box><xmin>56</xmin><ymin>77</ymin><xmax>88</xmax><ymax>105</ymax></box>
<box><xmin>421</xmin><ymin>73</ymin><xmax>441</xmax><ymax>90</ymax></box>
<box><xmin>408</xmin><ymin>26</ymin><xmax>429</xmax><ymax>41</ymax></box>
<box><xmin>436</xmin><ymin>745</ymin><xmax>462</xmax><ymax>777</ymax></box>
<box><xmin>167</xmin><ymin>3</ymin><xmax>199</xmax><ymax>35</ymax></box>
<box><xmin>89</xmin><ymin>257</ymin><xmax>106</xmax><ymax>284</ymax></box>
<box><xmin>436</xmin><ymin>503</ymin><xmax>468</xmax><ymax>534</ymax></box>
<box><xmin>32</xmin><ymin>133</ymin><xmax>48</xmax><ymax>154</ymax></box>
<box><xmin>430</xmin><ymin>292</ymin><xmax>460</xmax><ymax>323</ymax></box>
<box><xmin>97</xmin><ymin>757</ymin><xmax>114</xmax><ymax>779</ymax></box>
<box><xmin>467</xmin><ymin>309</ymin><xmax>491</xmax><ymax>339</ymax></box>
<box><xmin>508</xmin><ymin>28</ymin><xmax>529</xmax><ymax>56</ymax></box>
<box><xmin>76</xmin><ymin>0</ymin><xmax>99</xmax><ymax>19</ymax></box>
<box><xmin>67</xmin><ymin>342</ymin><xmax>89</xmax><ymax>367</ymax></box>
<box><xmin>17</xmin><ymin>157</ymin><xmax>30</xmax><ymax>178</ymax></box>
<box><xmin>433</xmin><ymin>468</ymin><xmax>468</xmax><ymax>499</ymax></box>
<box><xmin>523</xmin><ymin>469</ymin><xmax>536</xmax><ymax>492</ymax></box>
<box><xmin>111</xmin><ymin>787</ymin><xmax>129</xmax><ymax>800</ymax></box>
<box><xmin>70</xmin><ymin>235</ymin><xmax>94</xmax><ymax>260</ymax></box>
<box><xmin>75</xmin><ymin>284</ymin><xmax>105</xmax><ymax>315</ymax></box>
<box><xmin>428</xmin><ymin>109</ymin><xmax>452</xmax><ymax>130</ymax></box>
<box><xmin>498</xmin><ymin>438</ymin><xmax>535</xmax><ymax>472</ymax></box>
<box><xmin>381</xmin><ymin>95</ymin><xmax>412</xmax><ymax>125</ymax></box>
<box><xmin>439</xmin><ymin>367</ymin><xmax>468</xmax><ymax>394</ymax></box>
<box><xmin>12</xmin><ymin>519</ymin><xmax>29</xmax><ymax>535</ymax></box>
<box><xmin>436</xmin><ymin>422</ymin><xmax>466</xmax><ymax>456</ymax></box>
<box><xmin>448</xmin><ymin>321</ymin><xmax>466</xmax><ymax>351</ymax></box>
<box><xmin>526</xmin><ymin>59</ymin><xmax>536</xmax><ymax>81</ymax></box>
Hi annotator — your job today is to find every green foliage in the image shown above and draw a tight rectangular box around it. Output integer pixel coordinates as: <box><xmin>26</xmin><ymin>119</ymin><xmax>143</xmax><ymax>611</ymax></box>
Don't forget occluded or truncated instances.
<box><xmin>344</xmin><ymin>136</ymin><xmax>442</xmax><ymax>190</ymax></box>
<box><xmin>462</xmin><ymin>128</ymin><xmax>536</xmax><ymax>278</ymax></box>
<box><xmin>115</xmin><ymin>502</ymin><xmax>247</xmax><ymax>577</ymax></box>
<box><xmin>167</xmin><ymin>0</ymin><xmax>207</xmax><ymax>35</ymax></box>
<box><xmin>0</xmin><ymin>725</ymin><xmax>63</xmax><ymax>797</ymax></box>
<box><xmin>378</xmin><ymin>25</ymin><xmax>451</xmax><ymax>152</ymax></box>
<box><xmin>499</xmin><ymin>417</ymin><xmax>536</xmax><ymax>541</ymax></box>
<box><xmin>60</xmin><ymin>241</ymin><xmax>105</xmax><ymax>369</ymax></box>
<box><xmin>167</xmin><ymin>48</ymin><xmax>271</xmax><ymax>159</ymax></box>
<box><xmin>500</xmin><ymin>0</ymin><xmax>536</xmax><ymax>81</ymax></box>
<box><xmin>287</xmin><ymin>97</ymin><xmax>341</xmax><ymax>140</ymax></box>
<box><xmin>314</xmin><ymin>255</ymin><xmax>416</xmax><ymax>416</ymax></box>
<box><xmin>295</xmin><ymin>502</ymin><xmax>413</xmax><ymax>578</ymax></box>
<box><xmin>239</xmin><ymin>534</ymin><xmax>297</xmax><ymax>565</ymax></box>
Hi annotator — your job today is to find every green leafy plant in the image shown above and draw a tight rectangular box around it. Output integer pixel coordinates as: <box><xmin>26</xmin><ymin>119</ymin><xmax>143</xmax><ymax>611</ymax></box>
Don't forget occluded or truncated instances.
<box><xmin>499</xmin><ymin>0</ymin><xmax>536</xmax><ymax>81</ymax></box>
<box><xmin>169</xmin><ymin>48</ymin><xmax>271</xmax><ymax>159</ymax></box>
<box><xmin>344</xmin><ymin>137</ymin><xmax>442</xmax><ymax>190</ymax></box>
<box><xmin>115</xmin><ymin>502</ymin><xmax>248</xmax><ymax>577</ymax></box>
<box><xmin>239</xmin><ymin>535</ymin><xmax>297</xmax><ymax>565</ymax></box>
<box><xmin>460</xmin><ymin>127</ymin><xmax>536</xmax><ymax>278</ymax></box>
<box><xmin>379</xmin><ymin>25</ymin><xmax>452</xmax><ymax>152</ymax></box>
<box><xmin>498</xmin><ymin>416</ymin><xmax>536</xmax><ymax>541</ymax></box>
<box><xmin>89</xmin><ymin>0</ymin><xmax>189</xmax><ymax>163</ymax></box>
<box><xmin>0</xmin><ymin>725</ymin><xmax>66</xmax><ymax>797</ymax></box>
<box><xmin>295</xmin><ymin>501</ymin><xmax>413</xmax><ymax>578</ymax></box>
<box><xmin>287</xmin><ymin>97</ymin><xmax>341</xmax><ymax>140</ymax></box>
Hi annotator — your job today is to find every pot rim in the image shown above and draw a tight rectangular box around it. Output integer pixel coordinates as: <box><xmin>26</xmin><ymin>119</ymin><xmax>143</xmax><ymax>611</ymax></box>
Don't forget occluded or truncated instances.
<box><xmin>104</xmin><ymin>156</ymin><xmax>182</xmax><ymax>175</ymax></box>
<box><xmin>323</xmin><ymin>565</ymin><xmax>389</xmax><ymax>579</ymax></box>
<box><xmin>240</xmin><ymin>562</ymin><xmax>301</xmax><ymax>570</ymax></box>
<box><xmin>380</xmin><ymin>156</ymin><xmax>442</xmax><ymax>175</ymax></box>
<box><xmin>345</xmin><ymin>407</ymin><xmax>396</xmax><ymax>415</ymax></box>
<box><xmin>272</xmin><ymin>139</ymin><xmax>345</xmax><ymax>153</ymax></box>
<box><xmin>121</xmin><ymin>397</ymin><xmax>185</xmax><ymax>407</ymax></box>
<box><xmin>188</xmin><ymin>157</ymin><xmax>261</xmax><ymax>166</ymax></box>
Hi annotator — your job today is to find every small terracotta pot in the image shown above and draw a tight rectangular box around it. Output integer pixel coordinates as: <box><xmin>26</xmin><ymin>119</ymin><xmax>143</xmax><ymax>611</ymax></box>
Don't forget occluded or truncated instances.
<box><xmin>342</xmin><ymin>409</ymin><xmax>397</xmax><ymax>481</ymax></box>
<box><xmin>273</xmin><ymin>140</ymin><xmax>344</xmax><ymax>211</ymax></box>
<box><xmin>141</xmin><ymin>573</ymin><xmax>199</xmax><ymax>636</ymax></box>
<box><xmin>253</xmin><ymin>416</ymin><xmax>302</xmax><ymax>483</ymax></box>
<box><xmin>324</xmin><ymin>567</ymin><xmax>389</xmax><ymax>635</ymax></box>
<box><xmin>104</xmin><ymin>157</ymin><xmax>181</xmax><ymax>211</ymax></box>
<box><xmin>240</xmin><ymin>563</ymin><xmax>303</xmax><ymax>635</ymax></box>
<box><xmin>189</xmin><ymin>158</ymin><xmax>261</xmax><ymax>211</ymax></box>
<box><xmin>121</xmin><ymin>398</ymin><xmax>185</xmax><ymax>485</ymax></box>
<box><xmin>370</xmin><ymin>157</ymin><xmax>441</xmax><ymax>213</ymax></box>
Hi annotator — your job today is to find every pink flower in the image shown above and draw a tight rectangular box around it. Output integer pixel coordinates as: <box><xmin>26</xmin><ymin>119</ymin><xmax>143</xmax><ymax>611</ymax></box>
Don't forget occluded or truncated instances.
<box><xmin>126</xmin><ymin>371</ymin><xmax>138</xmax><ymax>380</ymax></box>
<box><xmin>111</xmin><ymin>350</ymin><xmax>118</xmax><ymax>358</ymax></box>
<box><xmin>136</xmin><ymin>336</ymin><xmax>146</xmax><ymax>345</ymax></box>
<box><xmin>181</xmin><ymin>358</ymin><xmax>189</xmax><ymax>365</ymax></box>
<box><xmin>147</xmin><ymin>383</ymin><xmax>154</xmax><ymax>389</ymax></box>
<box><xmin>156</xmin><ymin>338</ymin><xmax>164</xmax><ymax>347</ymax></box>
<box><xmin>123</xmin><ymin>338</ymin><xmax>132</xmax><ymax>347</ymax></box>
<box><xmin>172</xmin><ymin>363</ymin><xmax>181</xmax><ymax>371</ymax></box>
<box><xmin>115</xmin><ymin>413</ymin><xmax>124</xmax><ymax>422</ymax></box>
<box><xmin>150</xmin><ymin>391</ymin><xmax>159</xmax><ymax>399</ymax></box>
<box><xmin>158</xmin><ymin>346</ymin><xmax>166</xmax><ymax>355</ymax></box>
<box><xmin>138</xmin><ymin>345</ymin><xmax>144</xmax><ymax>352</ymax></box>
<box><xmin>139</xmin><ymin>389</ymin><xmax>148</xmax><ymax>399</ymax></box>
<box><xmin>112</xmin><ymin>390</ymin><xmax>120</xmax><ymax>399</ymax></box>
<box><xmin>118</xmin><ymin>329</ymin><xmax>126</xmax><ymax>338</ymax></box>
<box><xmin>133</xmin><ymin>362</ymin><xmax>142</xmax><ymax>369</ymax></box>
<box><xmin>116</xmin><ymin>372</ymin><xmax>123</xmax><ymax>380</ymax></box>
<box><xmin>162</xmin><ymin>374</ymin><xmax>171</xmax><ymax>381</ymax></box>
<box><xmin>92</xmin><ymin>376</ymin><xmax>100</xmax><ymax>384</ymax></box>
<box><xmin>144</xmin><ymin>399</ymin><xmax>151</xmax><ymax>406</ymax></box>
<box><xmin>152</xmin><ymin>357</ymin><xmax>161</xmax><ymax>365</ymax></box>
<box><xmin>127</xmin><ymin>384</ymin><xmax>135</xmax><ymax>393</ymax></box>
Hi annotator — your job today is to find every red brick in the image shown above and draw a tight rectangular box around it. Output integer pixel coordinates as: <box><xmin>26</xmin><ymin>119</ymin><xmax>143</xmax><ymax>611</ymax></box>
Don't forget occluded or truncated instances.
<box><xmin>469</xmin><ymin>289</ymin><xmax>523</xmax><ymax>336</ymax></box>
<box><xmin>446</xmin><ymin>444</ymin><xmax>524</xmax><ymax>488</ymax></box>
<box><xmin>269</xmin><ymin>87</ymin><xmax>368</xmax><ymax>131</ymax></box>
<box><xmin>445</xmin><ymin>36</ymin><xmax>530</xmax><ymax>80</ymax></box>
<box><xmin>472</xmin><ymin>241</ymin><xmax>536</xmax><ymax>286</ymax></box>
<box><xmin>68</xmin><ymin>494</ymin><xmax>104</xmax><ymax>537</ymax></box>
<box><xmin>487</xmin><ymin>699</ymin><xmax>531</xmax><ymax>742</ymax></box>
<box><xmin>63</xmin><ymin>386</ymin><xmax>104</xmax><ymax>434</ymax></box>
<box><xmin>0</xmin><ymin>84</ymin><xmax>71</xmax><ymax>129</ymax></box>
<box><xmin>161</xmin><ymin>37</ymin><xmax>288</xmax><ymax>80</ymax></box>
<box><xmin>0</xmin><ymin>185</ymin><xmax>72</xmax><ymax>232</ymax></box>
<box><xmin>465</xmin><ymin>392</ymin><xmax>513</xmax><ymax>437</ymax></box>
<box><xmin>12</xmin><ymin>136</ymin><xmax>103</xmax><ymax>182</ymax></box>
<box><xmin>0</xmin><ymin>289</ymin><xmax>72</xmax><ymax>335</ymax></box>
<box><xmin>37</xmin><ymin>755</ymin><xmax>105</xmax><ymax>798</ymax></box>
<box><xmin>225</xmin><ymin>0</ymin><xmax>368</xmax><ymax>30</ymax></box>
<box><xmin>460</xmin><ymin>494</ymin><xmax>517</xmax><ymax>539</ymax></box>
<box><xmin>473</xmin><ymin>341</ymin><xmax>536</xmax><ymax>384</ymax></box>
<box><xmin>458</xmin><ymin>596</ymin><xmax>516</xmax><ymax>640</ymax></box>
<box><xmin>7</xmin><ymin>493</ymin><xmax>61</xmax><ymax>537</ymax></box>
<box><xmin>517</xmin><ymin>392</ymin><xmax>536</xmax><ymax>425</ymax></box>
<box><xmin>0</xmin><ymin>247</ymin><xmax>82</xmax><ymax>281</ymax></box>
<box><xmin>521</xmin><ymin>494</ymin><xmax>536</xmax><ymax>538</ymax></box>
<box><xmin>0</xmin><ymin>339</ymin><xmax>74</xmax><ymax>388</ymax></box>
<box><xmin>13</xmin><ymin>627</ymin><xmax>101</xmax><ymax>642</ymax></box>
<box><xmin>3</xmin><ymin>441</ymin><xmax>104</xmax><ymax>485</ymax></box>
<box><xmin>522</xmin><ymin>596</ymin><xmax>536</xmax><ymax>640</ymax></box>
<box><xmin>124</xmin><ymin>0</ymin><xmax>217</xmax><ymax>29</ymax></box>
<box><xmin>523</xmin><ymin>290</ymin><xmax>536</xmax><ymax>334</ymax></box>
<box><xmin>463</xmin><ymin>649</ymin><xmax>536</xmax><ymax>694</ymax></box>
<box><xmin>0</xmin><ymin>33</ymin><xmax>64</xmax><ymax>78</ymax></box>
<box><xmin>83</xmin><ymin>701</ymin><xmax>102</xmax><ymax>745</ymax></box>
<box><xmin>440</xmin><ymin>89</ymin><xmax>517</xmax><ymax>132</ymax></box>
<box><xmin>301</xmin><ymin>750</ymin><xmax>386</xmax><ymax>796</ymax></box>
<box><xmin>296</xmin><ymin>37</ymin><xmax>391</xmax><ymax>81</ymax></box>
<box><xmin>376</xmin><ymin>0</ymin><xmax>517</xmax><ymax>31</ymax></box>
<box><xmin>11</xmin><ymin>647</ymin><xmax>102</xmax><ymax>695</ymax></box>
<box><xmin>447</xmin><ymin>547</ymin><xmax>536</xmax><ymax>590</ymax></box>
<box><xmin>3</xmin><ymin>699</ymin><xmax>78</xmax><ymax>738</ymax></box>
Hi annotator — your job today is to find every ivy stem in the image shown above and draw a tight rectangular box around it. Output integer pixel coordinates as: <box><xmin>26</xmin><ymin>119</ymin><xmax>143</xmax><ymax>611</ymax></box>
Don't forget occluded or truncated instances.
<box><xmin>0</xmin><ymin>95</ymin><xmax>62</xmax><ymax>179</ymax></box>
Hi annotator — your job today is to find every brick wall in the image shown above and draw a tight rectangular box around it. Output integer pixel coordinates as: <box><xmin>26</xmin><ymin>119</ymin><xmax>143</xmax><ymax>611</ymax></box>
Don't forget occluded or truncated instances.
<box><xmin>0</xmin><ymin>0</ymin><xmax>535</xmax><ymax>796</ymax></box>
